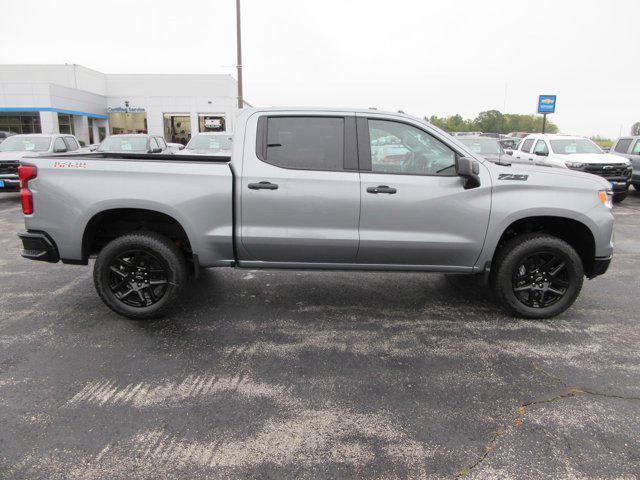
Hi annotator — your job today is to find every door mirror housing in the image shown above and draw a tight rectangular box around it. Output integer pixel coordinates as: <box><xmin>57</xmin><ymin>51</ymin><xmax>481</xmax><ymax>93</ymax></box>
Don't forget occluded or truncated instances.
<box><xmin>457</xmin><ymin>156</ymin><xmax>481</xmax><ymax>189</ymax></box>
<box><xmin>53</xmin><ymin>146</ymin><xmax>67</xmax><ymax>153</ymax></box>
<box><xmin>534</xmin><ymin>150</ymin><xmax>548</xmax><ymax>157</ymax></box>
<box><xmin>148</xmin><ymin>148</ymin><xmax>162</xmax><ymax>154</ymax></box>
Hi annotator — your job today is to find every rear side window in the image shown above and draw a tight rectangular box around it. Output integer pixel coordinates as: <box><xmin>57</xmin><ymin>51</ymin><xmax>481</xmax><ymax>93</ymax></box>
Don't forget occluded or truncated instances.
<box><xmin>521</xmin><ymin>139</ymin><xmax>534</xmax><ymax>153</ymax></box>
<box><xmin>264</xmin><ymin>117</ymin><xmax>344</xmax><ymax>171</ymax></box>
<box><xmin>614</xmin><ymin>138</ymin><xmax>632</xmax><ymax>153</ymax></box>
<box><xmin>63</xmin><ymin>137</ymin><xmax>79</xmax><ymax>151</ymax></box>
<box><xmin>632</xmin><ymin>140</ymin><xmax>640</xmax><ymax>154</ymax></box>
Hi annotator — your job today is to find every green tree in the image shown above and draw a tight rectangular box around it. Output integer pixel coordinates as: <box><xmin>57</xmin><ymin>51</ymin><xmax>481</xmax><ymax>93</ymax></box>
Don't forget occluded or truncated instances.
<box><xmin>425</xmin><ymin>111</ymin><xmax>558</xmax><ymax>134</ymax></box>
<box><xmin>632</xmin><ymin>122</ymin><xmax>640</xmax><ymax>136</ymax></box>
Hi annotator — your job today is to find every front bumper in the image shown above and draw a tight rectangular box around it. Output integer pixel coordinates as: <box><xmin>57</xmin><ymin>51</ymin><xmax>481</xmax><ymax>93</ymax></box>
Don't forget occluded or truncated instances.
<box><xmin>588</xmin><ymin>256</ymin><xmax>612</xmax><ymax>279</ymax></box>
<box><xmin>18</xmin><ymin>231</ymin><xmax>60</xmax><ymax>263</ymax></box>
<box><xmin>0</xmin><ymin>174</ymin><xmax>20</xmax><ymax>191</ymax></box>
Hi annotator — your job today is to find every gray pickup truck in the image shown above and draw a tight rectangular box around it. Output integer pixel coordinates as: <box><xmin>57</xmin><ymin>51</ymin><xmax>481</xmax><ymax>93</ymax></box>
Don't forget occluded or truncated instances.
<box><xmin>17</xmin><ymin>108</ymin><xmax>615</xmax><ymax>320</ymax></box>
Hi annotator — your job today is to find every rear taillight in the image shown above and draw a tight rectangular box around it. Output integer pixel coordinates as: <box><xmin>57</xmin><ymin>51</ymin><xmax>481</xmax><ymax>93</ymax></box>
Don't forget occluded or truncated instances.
<box><xmin>18</xmin><ymin>165</ymin><xmax>37</xmax><ymax>215</ymax></box>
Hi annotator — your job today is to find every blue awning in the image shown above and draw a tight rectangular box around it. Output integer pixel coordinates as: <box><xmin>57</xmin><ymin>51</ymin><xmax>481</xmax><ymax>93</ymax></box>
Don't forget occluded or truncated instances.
<box><xmin>0</xmin><ymin>107</ymin><xmax>108</xmax><ymax>119</ymax></box>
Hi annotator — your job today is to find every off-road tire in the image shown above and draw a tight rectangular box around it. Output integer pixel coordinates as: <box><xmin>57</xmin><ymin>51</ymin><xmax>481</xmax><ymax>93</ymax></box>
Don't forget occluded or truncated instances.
<box><xmin>491</xmin><ymin>233</ymin><xmax>584</xmax><ymax>319</ymax></box>
<box><xmin>94</xmin><ymin>231</ymin><xmax>187</xmax><ymax>319</ymax></box>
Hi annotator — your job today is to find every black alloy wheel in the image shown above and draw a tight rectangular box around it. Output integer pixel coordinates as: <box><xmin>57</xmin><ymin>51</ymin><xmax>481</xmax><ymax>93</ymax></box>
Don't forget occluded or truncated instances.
<box><xmin>512</xmin><ymin>252</ymin><xmax>569</xmax><ymax>309</ymax></box>
<box><xmin>108</xmin><ymin>250</ymin><xmax>169</xmax><ymax>308</ymax></box>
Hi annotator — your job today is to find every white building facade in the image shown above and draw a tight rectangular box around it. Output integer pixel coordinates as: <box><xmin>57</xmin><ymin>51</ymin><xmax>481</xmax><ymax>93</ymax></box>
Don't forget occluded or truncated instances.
<box><xmin>0</xmin><ymin>64</ymin><xmax>243</xmax><ymax>146</ymax></box>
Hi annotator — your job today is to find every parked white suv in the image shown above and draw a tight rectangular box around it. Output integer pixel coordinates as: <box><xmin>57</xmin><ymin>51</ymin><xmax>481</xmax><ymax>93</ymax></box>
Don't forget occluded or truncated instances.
<box><xmin>511</xmin><ymin>134</ymin><xmax>632</xmax><ymax>201</ymax></box>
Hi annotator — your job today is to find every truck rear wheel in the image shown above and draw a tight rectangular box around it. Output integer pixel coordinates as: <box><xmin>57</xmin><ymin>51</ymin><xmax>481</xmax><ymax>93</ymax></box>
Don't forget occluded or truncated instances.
<box><xmin>93</xmin><ymin>231</ymin><xmax>187</xmax><ymax>320</ymax></box>
<box><xmin>613</xmin><ymin>191</ymin><xmax>628</xmax><ymax>202</ymax></box>
<box><xmin>491</xmin><ymin>234</ymin><xmax>584</xmax><ymax>319</ymax></box>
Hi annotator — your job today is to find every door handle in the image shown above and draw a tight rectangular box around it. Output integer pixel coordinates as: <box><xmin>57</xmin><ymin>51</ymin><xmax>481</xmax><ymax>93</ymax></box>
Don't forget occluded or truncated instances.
<box><xmin>367</xmin><ymin>185</ymin><xmax>397</xmax><ymax>194</ymax></box>
<box><xmin>248</xmin><ymin>181</ymin><xmax>278</xmax><ymax>190</ymax></box>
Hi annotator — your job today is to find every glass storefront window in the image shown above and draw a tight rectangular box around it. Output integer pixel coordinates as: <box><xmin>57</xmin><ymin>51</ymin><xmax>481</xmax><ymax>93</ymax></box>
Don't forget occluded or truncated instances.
<box><xmin>108</xmin><ymin>112</ymin><xmax>148</xmax><ymax>134</ymax></box>
<box><xmin>88</xmin><ymin>117</ymin><xmax>95</xmax><ymax>144</ymax></box>
<box><xmin>198</xmin><ymin>114</ymin><xmax>225</xmax><ymax>132</ymax></box>
<box><xmin>0</xmin><ymin>112</ymin><xmax>42</xmax><ymax>134</ymax></box>
<box><xmin>163</xmin><ymin>114</ymin><xmax>191</xmax><ymax>145</ymax></box>
<box><xmin>58</xmin><ymin>114</ymin><xmax>75</xmax><ymax>135</ymax></box>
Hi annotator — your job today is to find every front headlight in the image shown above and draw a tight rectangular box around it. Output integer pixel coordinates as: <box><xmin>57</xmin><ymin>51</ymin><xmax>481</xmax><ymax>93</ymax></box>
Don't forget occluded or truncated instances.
<box><xmin>565</xmin><ymin>160</ymin><xmax>585</xmax><ymax>169</ymax></box>
<box><xmin>598</xmin><ymin>190</ymin><xmax>613</xmax><ymax>209</ymax></box>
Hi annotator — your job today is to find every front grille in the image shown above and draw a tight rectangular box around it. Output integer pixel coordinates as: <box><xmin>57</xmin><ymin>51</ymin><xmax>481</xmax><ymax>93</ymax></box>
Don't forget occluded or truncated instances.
<box><xmin>0</xmin><ymin>161</ymin><xmax>19</xmax><ymax>175</ymax></box>
<box><xmin>583</xmin><ymin>164</ymin><xmax>631</xmax><ymax>179</ymax></box>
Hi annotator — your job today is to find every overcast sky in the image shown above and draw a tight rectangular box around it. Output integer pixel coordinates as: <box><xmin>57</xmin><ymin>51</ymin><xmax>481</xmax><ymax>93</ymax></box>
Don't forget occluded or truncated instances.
<box><xmin>1</xmin><ymin>0</ymin><xmax>638</xmax><ymax>138</ymax></box>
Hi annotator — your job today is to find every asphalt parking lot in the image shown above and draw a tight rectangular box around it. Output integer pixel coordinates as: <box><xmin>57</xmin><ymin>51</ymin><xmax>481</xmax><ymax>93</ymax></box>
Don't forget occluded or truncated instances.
<box><xmin>0</xmin><ymin>191</ymin><xmax>639</xmax><ymax>479</ymax></box>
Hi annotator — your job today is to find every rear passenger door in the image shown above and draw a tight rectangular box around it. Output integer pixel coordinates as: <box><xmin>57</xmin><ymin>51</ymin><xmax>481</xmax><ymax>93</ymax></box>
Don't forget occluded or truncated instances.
<box><xmin>239</xmin><ymin>113</ymin><xmax>361</xmax><ymax>264</ymax></box>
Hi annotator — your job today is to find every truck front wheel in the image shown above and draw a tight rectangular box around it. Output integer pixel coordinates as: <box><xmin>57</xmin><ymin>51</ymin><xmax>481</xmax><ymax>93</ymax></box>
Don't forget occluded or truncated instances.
<box><xmin>93</xmin><ymin>231</ymin><xmax>187</xmax><ymax>320</ymax></box>
<box><xmin>491</xmin><ymin>234</ymin><xmax>584</xmax><ymax>319</ymax></box>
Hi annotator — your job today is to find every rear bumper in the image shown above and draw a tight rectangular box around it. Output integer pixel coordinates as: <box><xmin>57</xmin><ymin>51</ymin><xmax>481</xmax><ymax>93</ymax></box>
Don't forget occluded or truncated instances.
<box><xmin>0</xmin><ymin>174</ymin><xmax>20</xmax><ymax>191</ymax></box>
<box><xmin>18</xmin><ymin>231</ymin><xmax>60</xmax><ymax>263</ymax></box>
<box><xmin>588</xmin><ymin>256</ymin><xmax>611</xmax><ymax>279</ymax></box>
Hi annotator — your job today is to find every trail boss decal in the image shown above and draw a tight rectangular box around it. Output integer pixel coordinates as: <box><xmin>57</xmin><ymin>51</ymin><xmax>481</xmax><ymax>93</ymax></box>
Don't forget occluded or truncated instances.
<box><xmin>53</xmin><ymin>161</ymin><xmax>88</xmax><ymax>169</ymax></box>
<box><xmin>498</xmin><ymin>173</ymin><xmax>528</xmax><ymax>181</ymax></box>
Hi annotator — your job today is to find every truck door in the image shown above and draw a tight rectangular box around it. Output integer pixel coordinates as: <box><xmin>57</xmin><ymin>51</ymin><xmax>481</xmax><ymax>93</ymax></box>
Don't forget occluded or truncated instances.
<box><xmin>532</xmin><ymin>139</ymin><xmax>550</xmax><ymax>166</ymax></box>
<box><xmin>239</xmin><ymin>113</ymin><xmax>361</xmax><ymax>263</ymax></box>
<box><xmin>513</xmin><ymin>138</ymin><xmax>535</xmax><ymax>164</ymax></box>
<box><xmin>355</xmin><ymin>116</ymin><xmax>491</xmax><ymax>269</ymax></box>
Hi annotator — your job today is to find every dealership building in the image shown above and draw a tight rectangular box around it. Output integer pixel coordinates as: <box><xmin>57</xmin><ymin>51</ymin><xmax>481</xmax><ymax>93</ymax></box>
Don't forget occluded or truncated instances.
<box><xmin>0</xmin><ymin>64</ymin><xmax>246</xmax><ymax>145</ymax></box>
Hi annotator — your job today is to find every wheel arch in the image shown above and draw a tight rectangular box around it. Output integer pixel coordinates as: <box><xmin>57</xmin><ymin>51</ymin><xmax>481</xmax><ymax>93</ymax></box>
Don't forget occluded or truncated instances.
<box><xmin>489</xmin><ymin>215</ymin><xmax>596</xmax><ymax>277</ymax></box>
<box><xmin>81</xmin><ymin>208</ymin><xmax>193</xmax><ymax>262</ymax></box>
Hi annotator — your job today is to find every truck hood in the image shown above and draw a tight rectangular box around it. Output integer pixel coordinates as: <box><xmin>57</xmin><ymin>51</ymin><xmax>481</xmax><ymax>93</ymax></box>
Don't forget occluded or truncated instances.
<box><xmin>549</xmin><ymin>152</ymin><xmax>629</xmax><ymax>165</ymax></box>
<box><xmin>493</xmin><ymin>161</ymin><xmax>611</xmax><ymax>189</ymax></box>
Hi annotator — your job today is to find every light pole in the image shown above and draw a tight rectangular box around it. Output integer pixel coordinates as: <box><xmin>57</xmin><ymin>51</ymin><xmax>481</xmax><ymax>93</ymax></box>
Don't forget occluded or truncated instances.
<box><xmin>236</xmin><ymin>0</ymin><xmax>244</xmax><ymax>109</ymax></box>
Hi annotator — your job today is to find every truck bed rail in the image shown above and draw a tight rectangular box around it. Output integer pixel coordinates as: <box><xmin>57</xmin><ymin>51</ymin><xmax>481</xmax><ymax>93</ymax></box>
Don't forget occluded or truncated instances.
<box><xmin>45</xmin><ymin>152</ymin><xmax>231</xmax><ymax>163</ymax></box>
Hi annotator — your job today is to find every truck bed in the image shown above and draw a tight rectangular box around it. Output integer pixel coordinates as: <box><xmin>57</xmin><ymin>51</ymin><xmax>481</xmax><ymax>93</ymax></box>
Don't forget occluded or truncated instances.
<box><xmin>22</xmin><ymin>152</ymin><xmax>235</xmax><ymax>267</ymax></box>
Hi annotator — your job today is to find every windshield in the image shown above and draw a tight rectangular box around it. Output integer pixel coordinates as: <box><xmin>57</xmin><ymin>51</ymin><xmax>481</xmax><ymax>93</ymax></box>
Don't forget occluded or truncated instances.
<box><xmin>0</xmin><ymin>136</ymin><xmax>51</xmax><ymax>152</ymax></box>
<box><xmin>99</xmin><ymin>136</ymin><xmax>148</xmax><ymax>152</ymax></box>
<box><xmin>459</xmin><ymin>138</ymin><xmax>502</xmax><ymax>155</ymax></box>
<box><xmin>550</xmin><ymin>138</ymin><xmax>602</xmax><ymax>154</ymax></box>
<box><xmin>186</xmin><ymin>135</ymin><xmax>233</xmax><ymax>151</ymax></box>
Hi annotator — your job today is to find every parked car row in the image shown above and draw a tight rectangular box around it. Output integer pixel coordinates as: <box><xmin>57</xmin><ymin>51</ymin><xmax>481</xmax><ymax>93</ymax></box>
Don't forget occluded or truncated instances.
<box><xmin>0</xmin><ymin>132</ymin><xmax>234</xmax><ymax>191</ymax></box>
<box><xmin>461</xmin><ymin>133</ymin><xmax>633</xmax><ymax>202</ymax></box>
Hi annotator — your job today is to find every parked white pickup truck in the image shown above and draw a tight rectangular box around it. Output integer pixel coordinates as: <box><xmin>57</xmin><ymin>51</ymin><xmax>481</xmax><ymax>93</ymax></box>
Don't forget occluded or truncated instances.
<box><xmin>0</xmin><ymin>133</ymin><xmax>85</xmax><ymax>192</ymax></box>
<box><xmin>510</xmin><ymin>134</ymin><xmax>632</xmax><ymax>201</ymax></box>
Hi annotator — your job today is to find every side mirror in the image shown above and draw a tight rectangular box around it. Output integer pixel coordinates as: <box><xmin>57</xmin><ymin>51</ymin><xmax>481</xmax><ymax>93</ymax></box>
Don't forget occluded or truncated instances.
<box><xmin>148</xmin><ymin>148</ymin><xmax>162</xmax><ymax>154</ymax></box>
<box><xmin>457</xmin><ymin>156</ymin><xmax>481</xmax><ymax>189</ymax></box>
<box><xmin>506</xmin><ymin>150</ymin><xmax>513</xmax><ymax>156</ymax></box>
<box><xmin>534</xmin><ymin>151</ymin><xmax>548</xmax><ymax>157</ymax></box>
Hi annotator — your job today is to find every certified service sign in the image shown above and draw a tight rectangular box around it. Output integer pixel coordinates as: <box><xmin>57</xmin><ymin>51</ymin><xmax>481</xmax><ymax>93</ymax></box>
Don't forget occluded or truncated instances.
<box><xmin>537</xmin><ymin>95</ymin><xmax>557</xmax><ymax>114</ymax></box>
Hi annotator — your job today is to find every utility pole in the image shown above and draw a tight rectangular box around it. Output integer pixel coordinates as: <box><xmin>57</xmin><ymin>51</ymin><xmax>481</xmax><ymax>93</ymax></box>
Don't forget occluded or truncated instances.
<box><xmin>236</xmin><ymin>0</ymin><xmax>244</xmax><ymax>109</ymax></box>
<box><xmin>542</xmin><ymin>113</ymin><xmax>547</xmax><ymax>134</ymax></box>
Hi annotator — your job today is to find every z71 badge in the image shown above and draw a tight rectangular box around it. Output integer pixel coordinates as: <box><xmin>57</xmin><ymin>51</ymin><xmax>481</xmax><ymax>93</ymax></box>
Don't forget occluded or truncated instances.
<box><xmin>498</xmin><ymin>174</ymin><xmax>528</xmax><ymax>181</ymax></box>
<box><xmin>53</xmin><ymin>161</ymin><xmax>87</xmax><ymax>169</ymax></box>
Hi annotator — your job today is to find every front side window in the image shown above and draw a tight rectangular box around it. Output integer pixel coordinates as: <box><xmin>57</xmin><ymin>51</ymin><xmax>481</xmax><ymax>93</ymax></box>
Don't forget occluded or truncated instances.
<box><xmin>614</xmin><ymin>138</ymin><xmax>632</xmax><ymax>153</ymax></box>
<box><xmin>0</xmin><ymin>136</ymin><xmax>50</xmax><ymax>152</ymax></box>
<box><xmin>53</xmin><ymin>137</ymin><xmax>67</xmax><ymax>152</ymax></box>
<box><xmin>149</xmin><ymin>137</ymin><xmax>159</xmax><ymax>150</ymax></box>
<box><xmin>550</xmin><ymin>138</ymin><xmax>602</xmax><ymax>155</ymax></box>
<box><xmin>368</xmin><ymin>119</ymin><xmax>456</xmax><ymax>175</ymax></box>
<box><xmin>156</xmin><ymin>137</ymin><xmax>167</xmax><ymax>149</ymax></box>
<box><xmin>533</xmin><ymin>140</ymin><xmax>549</xmax><ymax>155</ymax></box>
<box><xmin>521</xmin><ymin>139</ymin><xmax>534</xmax><ymax>153</ymax></box>
<box><xmin>265</xmin><ymin>117</ymin><xmax>344</xmax><ymax>171</ymax></box>
<box><xmin>187</xmin><ymin>134</ymin><xmax>233</xmax><ymax>151</ymax></box>
<box><xmin>632</xmin><ymin>140</ymin><xmax>640</xmax><ymax>154</ymax></box>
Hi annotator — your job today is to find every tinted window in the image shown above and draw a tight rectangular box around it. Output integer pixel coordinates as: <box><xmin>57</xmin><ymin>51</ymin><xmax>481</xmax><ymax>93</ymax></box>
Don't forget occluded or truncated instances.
<box><xmin>632</xmin><ymin>140</ymin><xmax>640</xmax><ymax>154</ymax></box>
<box><xmin>53</xmin><ymin>137</ymin><xmax>67</xmax><ymax>152</ymax></box>
<box><xmin>368</xmin><ymin>119</ymin><xmax>456</xmax><ymax>176</ymax></box>
<box><xmin>63</xmin><ymin>137</ymin><xmax>79</xmax><ymax>151</ymax></box>
<box><xmin>614</xmin><ymin>138</ymin><xmax>633</xmax><ymax>153</ymax></box>
<box><xmin>533</xmin><ymin>140</ymin><xmax>549</xmax><ymax>155</ymax></box>
<box><xmin>265</xmin><ymin>117</ymin><xmax>344</xmax><ymax>170</ymax></box>
<box><xmin>521</xmin><ymin>139</ymin><xmax>534</xmax><ymax>153</ymax></box>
